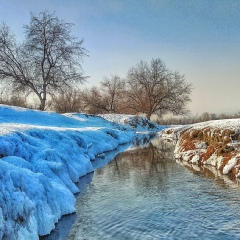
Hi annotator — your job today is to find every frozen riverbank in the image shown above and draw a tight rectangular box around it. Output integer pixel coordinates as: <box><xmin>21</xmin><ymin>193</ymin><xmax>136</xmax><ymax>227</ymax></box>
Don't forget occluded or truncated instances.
<box><xmin>160</xmin><ymin>119</ymin><xmax>240</xmax><ymax>178</ymax></box>
<box><xmin>0</xmin><ymin>105</ymin><xmax>163</xmax><ymax>239</ymax></box>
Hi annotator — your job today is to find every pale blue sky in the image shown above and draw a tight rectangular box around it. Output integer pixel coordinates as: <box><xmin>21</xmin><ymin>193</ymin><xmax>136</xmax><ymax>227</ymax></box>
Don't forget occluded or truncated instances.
<box><xmin>0</xmin><ymin>0</ymin><xmax>239</xmax><ymax>115</ymax></box>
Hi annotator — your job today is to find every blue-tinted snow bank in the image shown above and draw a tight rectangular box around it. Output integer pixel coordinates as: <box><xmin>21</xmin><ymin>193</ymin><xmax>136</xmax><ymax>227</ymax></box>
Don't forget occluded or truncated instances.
<box><xmin>101</xmin><ymin>114</ymin><xmax>163</xmax><ymax>132</ymax></box>
<box><xmin>0</xmin><ymin>105</ymin><xmax>164</xmax><ymax>239</ymax></box>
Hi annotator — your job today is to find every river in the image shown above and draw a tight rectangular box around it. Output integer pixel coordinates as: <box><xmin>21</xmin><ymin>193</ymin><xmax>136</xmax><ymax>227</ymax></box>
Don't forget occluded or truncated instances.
<box><xmin>43</xmin><ymin>137</ymin><xmax>240</xmax><ymax>239</ymax></box>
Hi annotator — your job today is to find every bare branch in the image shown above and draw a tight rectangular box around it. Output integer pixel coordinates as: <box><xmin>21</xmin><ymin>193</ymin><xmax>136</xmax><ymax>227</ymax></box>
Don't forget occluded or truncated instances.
<box><xmin>125</xmin><ymin>58</ymin><xmax>192</xmax><ymax>119</ymax></box>
<box><xmin>0</xmin><ymin>11</ymin><xmax>87</xmax><ymax>110</ymax></box>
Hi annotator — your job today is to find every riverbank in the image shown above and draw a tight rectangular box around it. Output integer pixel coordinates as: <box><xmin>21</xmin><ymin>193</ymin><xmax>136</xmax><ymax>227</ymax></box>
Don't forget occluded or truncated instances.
<box><xmin>160</xmin><ymin>119</ymin><xmax>240</xmax><ymax>178</ymax></box>
<box><xmin>0</xmin><ymin>105</ymin><xmax>163</xmax><ymax>239</ymax></box>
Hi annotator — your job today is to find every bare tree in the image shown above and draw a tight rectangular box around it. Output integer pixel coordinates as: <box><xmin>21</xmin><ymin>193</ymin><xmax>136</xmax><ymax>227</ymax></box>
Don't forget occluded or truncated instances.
<box><xmin>82</xmin><ymin>86</ymin><xmax>108</xmax><ymax>114</ymax></box>
<box><xmin>126</xmin><ymin>59</ymin><xmax>192</xmax><ymax>119</ymax></box>
<box><xmin>50</xmin><ymin>89</ymin><xmax>84</xmax><ymax>113</ymax></box>
<box><xmin>0</xmin><ymin>89</ymin><xmax>29</xmax><ymax>108</ymax></box>
<box><xmin>83</xmin><ymin>75</ymin><xmax>126</xmax><ymax>114</ymax></box>
<box><xmin>199</xmin><ymin>112</ymin><xmax>211</xmax><ymax>122</ymax></box>
<box><xmin>0</xmin><ymin>11</ymin><xmax>87</xmax><ymax>110</ymax></box>
<box><xmin>100</xmin><ymin>75</ymin><xmax>125</xmax><ymax>113</ymax></box>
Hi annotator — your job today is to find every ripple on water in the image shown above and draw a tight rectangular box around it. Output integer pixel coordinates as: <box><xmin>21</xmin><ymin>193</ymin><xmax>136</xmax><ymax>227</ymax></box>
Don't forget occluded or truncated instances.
<box><xmin>68</xmin><ymin>140</ymin><xmax>240</xmax><ymax>240</ymax></box>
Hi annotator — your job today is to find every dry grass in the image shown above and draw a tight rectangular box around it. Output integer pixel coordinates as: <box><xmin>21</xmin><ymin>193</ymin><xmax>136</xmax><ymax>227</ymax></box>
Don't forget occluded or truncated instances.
<box><xmin>177</xmin><ymin>126</ymin><xmax>240</xmax><ymax>176</ymax></box>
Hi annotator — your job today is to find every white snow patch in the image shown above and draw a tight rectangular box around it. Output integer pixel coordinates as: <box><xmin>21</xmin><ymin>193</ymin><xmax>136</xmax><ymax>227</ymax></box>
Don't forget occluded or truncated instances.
<box><xmin>101</xmin><ymin>114</ymin><xmax>164</xmax><ymax>132</ymax></box>
<box><xmin>223</xmin><ymin>157</ymin><xmax>239</xmax><ymax>174</ymax></box>
<box><xmin>190</xmin><ymin>154</ymin><xmax>200</xmax><ymax>164</ymax></box>
<box><xmin>203</xmin><ymin>154</ymin><xmax>224</xmax><ymax>169</ymax></box>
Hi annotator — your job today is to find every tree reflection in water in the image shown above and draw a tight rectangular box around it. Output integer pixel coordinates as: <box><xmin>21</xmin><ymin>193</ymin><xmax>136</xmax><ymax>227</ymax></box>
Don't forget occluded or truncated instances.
<box><xmin>95</xmin><ymin>137</ymin><xmax>176</xmax><ymax>195</ymax></box>
<box><xmin>68</xmin><ymin>136</ymin><xmax>240</xmax><ymax>240</ymax></box>
<box><xmin>43</xmin><ymin>136</ymin><xmax>240</xmax><ymax>240</ymax></box>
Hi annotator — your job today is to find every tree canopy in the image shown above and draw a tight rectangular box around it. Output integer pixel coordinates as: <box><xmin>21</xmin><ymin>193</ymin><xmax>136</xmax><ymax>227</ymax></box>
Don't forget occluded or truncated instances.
<box><xmin>83</xmin><ymin>75</ymin><xmax>125</xmax><ymax>114</ymax></box>
<box><xmin>0</xmin><ymin>11</ymin><xmax>87</xmax><ymax>110</ymax></box>
<box><xmin>125</xmin><ymin>59</ymin><xmax>192</xmax><ymax>119</ymax></box>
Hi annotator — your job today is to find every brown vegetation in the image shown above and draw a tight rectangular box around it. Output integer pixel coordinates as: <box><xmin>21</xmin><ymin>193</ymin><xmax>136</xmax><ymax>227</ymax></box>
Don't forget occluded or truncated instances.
<box><xmin>174</xmin><ymin>125</ymin><xmax>240</xmax><ymax>177</ymax></box>
<box><xmin>49</xmin><ymin>90</ymin><xmax>84</xmax><ymax>113</ymax></box>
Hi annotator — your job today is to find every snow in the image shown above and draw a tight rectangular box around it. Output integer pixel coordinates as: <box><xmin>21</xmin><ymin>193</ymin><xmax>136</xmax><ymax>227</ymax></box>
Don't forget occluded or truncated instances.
<box><xmin>203</xmin><ymin>154</ymin><xmax>223</xmax><ymax>169</ymax></box>
<box><xmin>101</xmin><ymin>114</ymin><xmax>165</xmax><ymax>132</ymax></box>
<box><xmin>223</xmin><ymin>156</ymin><xmax>240</xmax><ymax>174</ymax></box>
<box><xmin>191</xmin><ymin>119</ymin><xmax>240</xmax><ymax>130</ymax></box>
<box><xmin>0</xmin><ymin>105</ymin><xmax>162</xmax><ymax>239</ymax></box>
<box><xmin>160</xmin><ymin>118</ymin><xmax>240</xmax><ymax>178</ymax></box>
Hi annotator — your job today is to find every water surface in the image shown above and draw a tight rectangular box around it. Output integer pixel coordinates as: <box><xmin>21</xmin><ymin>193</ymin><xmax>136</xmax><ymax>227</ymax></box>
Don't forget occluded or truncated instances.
<box><xmin>67</xmin><ymin>138</ymin><xmax>240</xmax><ymax>240</ymax></box>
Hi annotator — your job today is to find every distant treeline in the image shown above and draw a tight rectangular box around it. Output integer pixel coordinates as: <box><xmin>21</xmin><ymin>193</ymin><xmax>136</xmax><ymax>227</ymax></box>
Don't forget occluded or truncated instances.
<box><xmin>1</xmin><ymin>92</ymin><xmax>239</xmax><ymax>126</ymax></box>
<box><xmin>157</xmin><ymin>111</ymin><xmax>240</xmax><ymax>125</ymax></box>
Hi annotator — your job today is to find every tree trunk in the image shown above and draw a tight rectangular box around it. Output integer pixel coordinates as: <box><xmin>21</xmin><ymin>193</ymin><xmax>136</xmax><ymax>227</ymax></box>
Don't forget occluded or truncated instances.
<box><xmin>39</xmin><ymin>99</ymin><xmax>46</xmax><ymax>111</ymax></box>
<box><xmin>39</xmin><ymin>84</ymin><xmax>47</xmax><ymax>110</ymax></box>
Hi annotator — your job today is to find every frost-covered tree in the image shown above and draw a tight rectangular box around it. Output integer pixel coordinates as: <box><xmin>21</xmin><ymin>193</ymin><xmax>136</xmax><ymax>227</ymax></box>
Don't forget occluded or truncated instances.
<box><xmin>0</xmin><ymin>11</ymin><xmax>87</xmax><ymax>110</ymax></box>
<box><xmin>126</xmin><ymin>59</ymin><xmax>192</xmax><ymax>119</ymax></box>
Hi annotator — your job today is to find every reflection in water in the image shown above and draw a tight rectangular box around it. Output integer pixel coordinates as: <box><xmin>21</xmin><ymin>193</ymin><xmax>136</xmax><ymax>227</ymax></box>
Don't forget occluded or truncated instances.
<box><xmin>40</xmin><ymin>134</ymin><xmax>156</xmax><ymax>239</ymax></box>
<box><xmin>176</xmin><ymin>160</ymin><xmax>240</xmax><ymax>189</ymax></box>
<box><xmin>68</xmin><ymin>138</ymin><xmax>240</xmax><ymax>240</ymax></box>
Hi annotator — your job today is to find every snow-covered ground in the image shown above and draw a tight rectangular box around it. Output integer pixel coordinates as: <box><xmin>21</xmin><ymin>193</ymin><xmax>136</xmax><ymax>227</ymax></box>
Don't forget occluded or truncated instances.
<box><xmin>101</xmin><ymin>114</ymin><xmax>163</xmax><ymax>133</ymax></box>
<box><xmin>0</xmin><ymin>105</ymin><xmax>163</xmax><ymax>239</ymax></box>
<box><xmin>160</xmin><ymin>119</ymin><xmax>240</xmax><ymax>178</ymax></box>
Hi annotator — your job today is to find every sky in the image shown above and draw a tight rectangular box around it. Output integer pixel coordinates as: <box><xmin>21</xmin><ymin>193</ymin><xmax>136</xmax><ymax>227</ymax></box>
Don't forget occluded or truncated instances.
<box><xmin>0</xmin><ymin>0</ymin><xmax>239</xmax><ymax>115</ymax></box>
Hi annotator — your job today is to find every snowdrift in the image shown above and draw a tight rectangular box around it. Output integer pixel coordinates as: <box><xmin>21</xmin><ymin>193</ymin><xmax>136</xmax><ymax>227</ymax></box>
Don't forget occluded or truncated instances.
<box><xmin>0</xmin><ymin>105</ymin><xmax>162</xmax><ymax>239</ymax></box>
<box><xmin>160</xmin><ymin>119</ymin><xmax>240</xmax><ymax>178</ymax></box>
<box><xmin>101</xmin><ymin>114</ymin><xmax>163</xmax><ymax>132</ymax></box>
